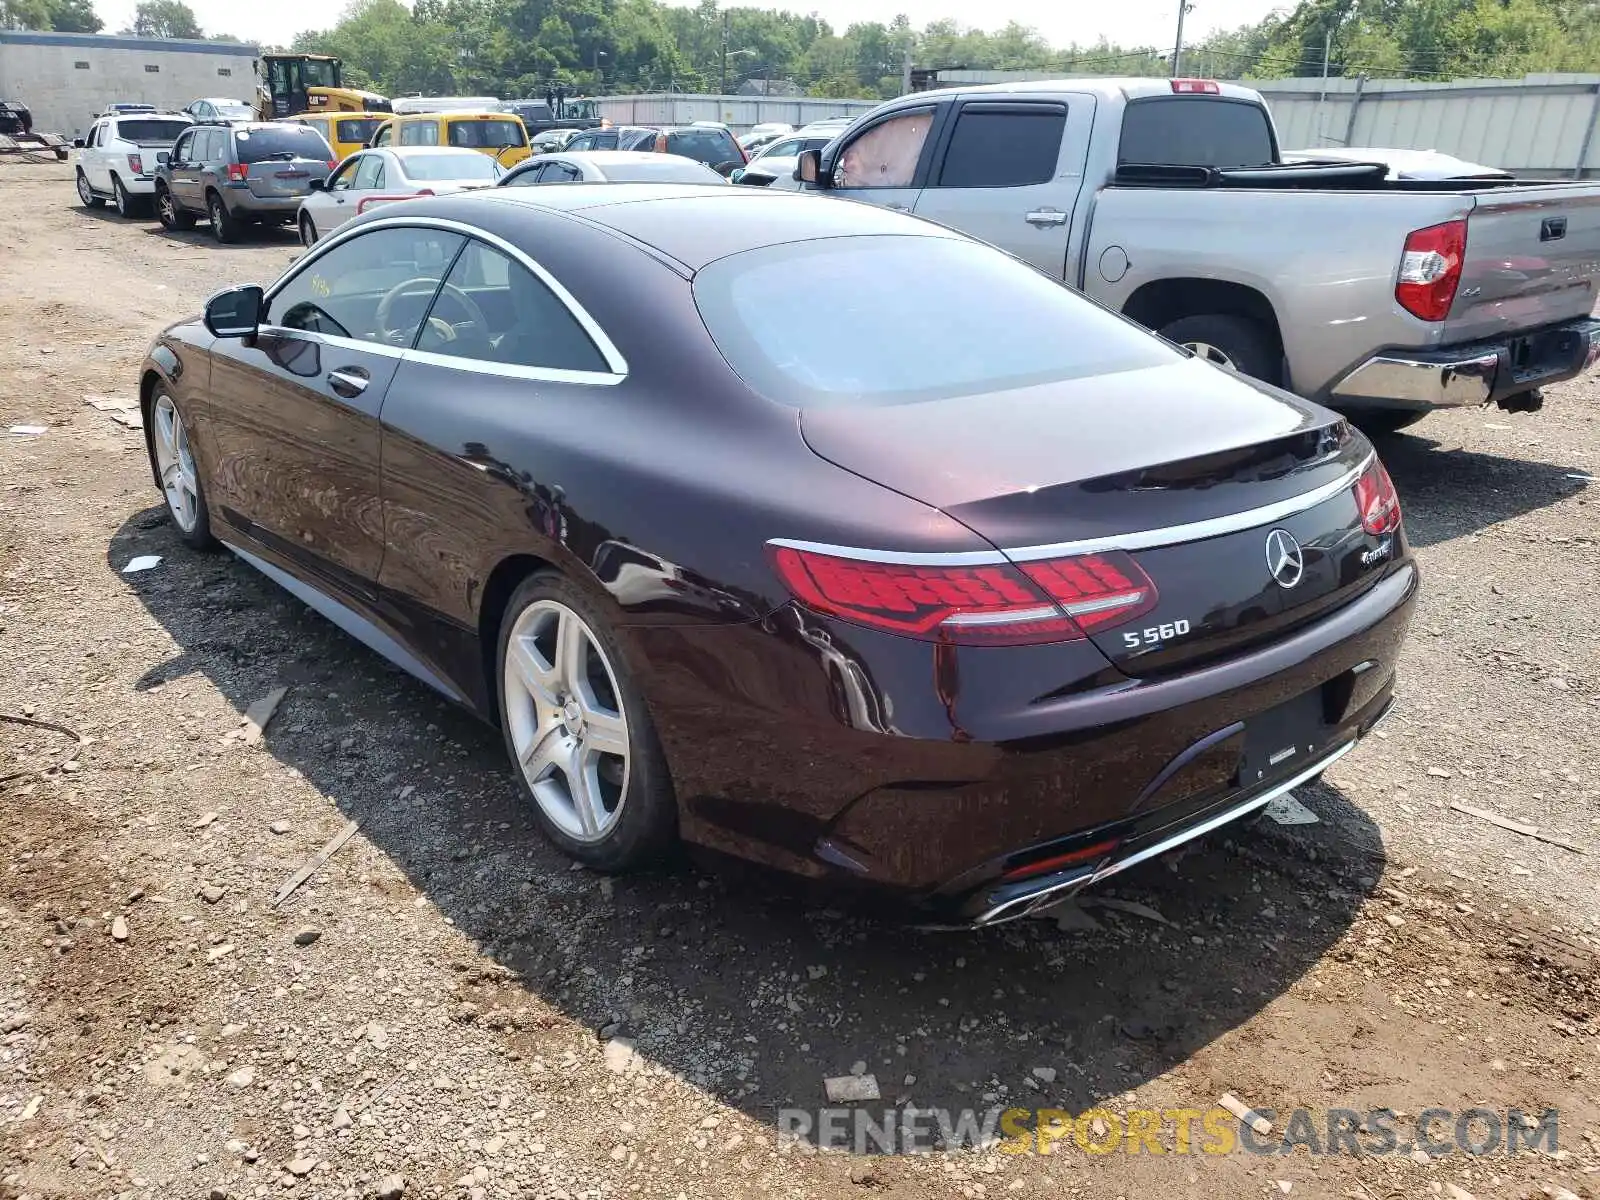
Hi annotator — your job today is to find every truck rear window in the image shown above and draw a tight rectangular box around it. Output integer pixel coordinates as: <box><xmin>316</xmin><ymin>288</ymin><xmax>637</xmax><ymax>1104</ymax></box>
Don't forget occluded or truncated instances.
<box><xmin>449</xmin><ymin>119</ymin><xmax>525</xmax><ymax>149</ymax></box>
<box><xmin>666</xmin><ymin>128</ymin><xmax>740</xmax><ymax>166</ymax></box>
<box><xmin>1118</xmin><ymin>98</ymin><xmax>1274</xmax><ymax>168</ymax></box>
<box><xmin>117</xmin><ymin>119</ymin><xmax>191</xmax><ymax>143</ymax></box>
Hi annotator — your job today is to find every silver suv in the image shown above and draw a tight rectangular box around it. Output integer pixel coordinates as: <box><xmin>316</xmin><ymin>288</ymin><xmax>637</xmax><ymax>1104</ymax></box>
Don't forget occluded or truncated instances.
<box><xmin>154</xmin><ymin>122</ymin><xmax>335</xmax><ymax>243</ymax></box>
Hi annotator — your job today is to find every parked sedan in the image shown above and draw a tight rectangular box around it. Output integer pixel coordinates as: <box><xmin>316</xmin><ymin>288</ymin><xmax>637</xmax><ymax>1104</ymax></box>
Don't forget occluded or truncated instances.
<box><xmin>138</xmin><ymin>186</ymin><xmax>1415</xmax><ymax>925</ymax></box>
<box><xmin>498</xmin><ymin>150</ymin><xmax>726</xmax><ymax>186</ymax></box>
<box><xmin>297</xmin><ymin>145</ymin><xmax>502</xmax><ymax>245</ymax></box>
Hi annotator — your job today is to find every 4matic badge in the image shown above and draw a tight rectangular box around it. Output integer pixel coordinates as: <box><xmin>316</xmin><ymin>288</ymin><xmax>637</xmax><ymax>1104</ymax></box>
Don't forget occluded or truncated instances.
<box><xmin>1361</xmin><ymin>536</ymin><xmax>1394</xmax><ymax>567</ymax></box>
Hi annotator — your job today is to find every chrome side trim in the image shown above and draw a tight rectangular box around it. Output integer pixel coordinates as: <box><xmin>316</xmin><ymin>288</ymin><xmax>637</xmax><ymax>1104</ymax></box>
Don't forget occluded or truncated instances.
<box><xmin>260</xmin><ymin>213</ymin><xmax>629</xmax><ymax>378</ymax></box>
<box><xmin>970</xmin><ymin>739</ymin><xmax>1357</xmax><ymax>928</ymax></box>
<box><xmin>1331</xmin><ymin>351</ymin><xmax>1499</xmax><ymax>410</ymax></box>
<box><xmin>401</xmin><ymin>345</ymin><xmax>623</xmax><ymax>387</ymax></box>
<box><xmin>768</xmin><ymin>454</ymin><xmax>1373</xmax><ymax>568</ymax></box>
<box><xmin>223</xmin><ymin>541</ymin><xmax>467</xmax><ymax>706</ymax></box>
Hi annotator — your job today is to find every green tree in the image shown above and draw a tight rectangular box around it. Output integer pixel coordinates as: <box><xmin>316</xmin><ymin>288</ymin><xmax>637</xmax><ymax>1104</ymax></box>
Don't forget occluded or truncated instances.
<box><xmin>46</xmin><ymin>0</ymin><xmax>101</xmax><ymax>30</ymax></box>
<box><xmin>132</xmin><ymin>0</ymin><xmax>203</xmax><ymax>38</ymax></box>
<box><xmin>0</xmin><ymin>0</ymin><xmax>52</xmax><ymax>29</ymax></box>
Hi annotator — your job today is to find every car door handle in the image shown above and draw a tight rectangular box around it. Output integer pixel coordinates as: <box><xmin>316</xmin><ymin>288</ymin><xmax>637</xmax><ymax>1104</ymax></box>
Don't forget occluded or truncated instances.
<box><xmin>327</xmin><ymin>367</ymin><xmax>370</xmax><ymax>397</ymax></box>
<box><xmin>1025</xmin><ymin>208</ymin><xmax>1068</xmax><ymax>227</ymax></box>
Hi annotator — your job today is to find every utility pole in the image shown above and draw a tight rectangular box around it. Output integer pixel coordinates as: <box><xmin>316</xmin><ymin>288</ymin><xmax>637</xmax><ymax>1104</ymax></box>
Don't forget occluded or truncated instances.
<box><xmin>1315</xmin><ymin>24</ymin><xmax>1333</xmax><ymax>142</ymax></box>
<box><xmin>901</xmin><ymin>30</ymin><xmax>913</xmax><ymax>95</ymax></box>
<box><xmin>719</xmin><ymin>10</ymin><xmax>729</xmax><ymax>97</ymax></box>
<box><xmin>1171</xmin><ymin>0</ymin><xmax>1192</xmax><ymax>77</ymax></box>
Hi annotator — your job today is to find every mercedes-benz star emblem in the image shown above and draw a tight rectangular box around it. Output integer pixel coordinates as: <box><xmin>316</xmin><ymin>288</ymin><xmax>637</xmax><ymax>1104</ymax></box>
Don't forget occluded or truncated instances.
<box><xmin>1265</xmin><ymin>528</ymin><xmax>1305</xmax><ymax>589</ymax></box>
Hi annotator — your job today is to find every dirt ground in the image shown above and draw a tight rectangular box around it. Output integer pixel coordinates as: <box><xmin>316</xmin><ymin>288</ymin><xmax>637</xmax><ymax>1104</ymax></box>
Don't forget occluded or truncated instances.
<box><xmin>2</xmin><ymin>159</ymin><xmax>1599</xmax><ymax>1200</ymax></box>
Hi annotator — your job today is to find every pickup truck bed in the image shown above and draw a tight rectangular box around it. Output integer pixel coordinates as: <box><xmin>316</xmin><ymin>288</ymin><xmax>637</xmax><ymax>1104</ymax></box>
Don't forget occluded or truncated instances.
<box><xmin>797</xmin><ymin>77</ymin><xmax>1600</xmax><ymax>428</ymax></box>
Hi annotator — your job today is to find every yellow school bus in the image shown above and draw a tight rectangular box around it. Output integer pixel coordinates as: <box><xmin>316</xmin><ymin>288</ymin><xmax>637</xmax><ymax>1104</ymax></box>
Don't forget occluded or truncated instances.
<box><xmin>367</xmin><ymin>112</ymin><xmax>530</xmax><ymax>167</ymax></box>
<box><xmin>291</xmin><ymin>112</ymin><xmax>387</xmax><ymax>162</ymax></box>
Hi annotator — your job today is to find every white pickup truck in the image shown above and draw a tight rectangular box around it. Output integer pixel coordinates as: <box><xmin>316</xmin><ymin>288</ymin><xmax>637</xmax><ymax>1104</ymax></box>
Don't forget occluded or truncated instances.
<box><xmin>795</xmin><ymin>78</ymin><xmax>1600</xmax><ymax>433</ymax></box>
<box><xmin>74</xmin><ymin>110</ymin><xmax>193</xmax><ymax>218</ymax></box>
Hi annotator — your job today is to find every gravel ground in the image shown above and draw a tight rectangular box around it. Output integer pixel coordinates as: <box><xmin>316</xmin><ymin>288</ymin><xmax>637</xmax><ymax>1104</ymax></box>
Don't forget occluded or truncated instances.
<box><xmin>2</xmin><ymin>161</ymin><xmax>1599</xmax><ymax>1200</ymax></box>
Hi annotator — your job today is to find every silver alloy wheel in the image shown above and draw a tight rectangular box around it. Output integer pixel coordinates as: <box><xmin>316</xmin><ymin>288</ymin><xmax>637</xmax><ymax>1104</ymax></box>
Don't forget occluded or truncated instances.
<box><xmin>76</xmin><ymin>171</ymin><xmax>93</xmax><ymax>206</ymax></box>
<box><xmin>299</xmin><ymin>214</ymin><xmax>316</xmax><ymax>246</ymax></box>
<box><xmin>1185</xmin><ymin>341</ymin><xmax>1238</xmax><ymax>371</ymax></box>
<box><xmin>114</xmin><ymin>178</ymin><xmax>128</xmax><ymax>215</ymax></box>
<box><xmin>209</xmin><ymin>197</ymin><xmax>224</xmax><ymax>239</ymax></box>
<box><xmin>151</xmin><ymin>394</ymin><xmax>200</xmax><ymax>533</ymax></box>
<box><xmin>503</xmin><ymin>599</ymin><xmax>631</xmax><ymax>843</ymax></box>
<box><xmin>157</xmin><ymin>188</ymin><xmax>175</xmax><ymax>226</ymax></box>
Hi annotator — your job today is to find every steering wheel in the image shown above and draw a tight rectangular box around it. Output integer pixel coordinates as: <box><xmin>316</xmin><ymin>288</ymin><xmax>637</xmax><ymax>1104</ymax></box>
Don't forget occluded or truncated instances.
<box><xmin>374</xmin><ymin>278</ymin><xmax>488</xmax><ymax>346</ymax></box>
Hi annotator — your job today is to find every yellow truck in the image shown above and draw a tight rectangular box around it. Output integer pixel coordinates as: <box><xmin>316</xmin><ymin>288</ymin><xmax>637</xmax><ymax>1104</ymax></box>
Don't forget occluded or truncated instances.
<box><xmin>368</xmin><ymin>111</ymin><xmax>531</xmax><ymax>167</ymax></box>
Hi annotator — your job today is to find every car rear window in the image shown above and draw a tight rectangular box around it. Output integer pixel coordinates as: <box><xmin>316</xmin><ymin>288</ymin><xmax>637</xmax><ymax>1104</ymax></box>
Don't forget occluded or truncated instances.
<box><xmin>336</xmin><ymin>117</ymin><xmax>382</xmax><ymax>144</ymax></box>
<box><xmin>235</xmin><ymin>125</ymin><xmax>333</xmax><ymax>163</ymax></box>
<box><xmin>1118</xmin><ymin>97</ymin><xmax>1275</xmax><ymax>168</ymax></box>
<box><xmin>665</xmin><ymin>128</ymin><xmax>739</xmax><ymax>165</ymax></box>
<box><xmin>694</xmin><ymin>235</ymin><xmax>1174</xmax><ymax>408</ymax></box>
<box><xmin>401</xmin><ymin>152</ymin><xmax>501</xmax><ymax>181</ymax></box>
<box><xmin>449</xmin><ymin>119</ymin><xmax>526</xmax><ymax>149</ymax></box>
<box><xmin>117</xmin><ymin>119</ymin><xmax>190</xmax><ymax>142</ymax></box>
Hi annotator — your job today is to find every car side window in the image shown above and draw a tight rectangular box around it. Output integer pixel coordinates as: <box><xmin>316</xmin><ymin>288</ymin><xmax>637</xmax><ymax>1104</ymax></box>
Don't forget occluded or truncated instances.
<box><xmin>760</xmin><ymin>138</ymin><xmax>802</xmax><ymax>160</ymax></box>
<box><xmin>201</xmin><ymin>129</ymin><xmax>222</xmax><ymax>162</ymax></box>
<box><xmin>400</xmin><ymin>122</ymin><xmax>439</xmax><ymax>147</ymax></box>
<box><xmin>327</xmin><ymin>156</ymin><xmax>360</xmax><ymax>191</ymax></box>
<box><xmin>372</xmin><ymin>123</ymin><xmax>392</xmax><ymax>146</ymax></box>
<box><xmin>834</xmin><ymin>109</ymin><xmax>935</xmax><ymax>188</ymax></box>
<box><xmin>170</xmin><ymin>130</ymin><xmax>192</xmax><ymax>162</ymax></box>
<box><xmin>932</xmin><ymin>105</ymin><xmax>1066</xmax><ymax>189</ymax></box>
<box><xmin>352</xmin><ymin>155</ymin><xmax>385</xmax><ymax>190</ymax></box>
<box><xmin>567</xmin><ymin>133</ymin><xmax>593</xmax><ymax>151</ymax></box>
<box><xmin>504</xmin><ymin>164</ymin><xmax>543</xmax><ymax>186</ymax></box>
<box><xmin>266</xmin><ymin>227</ymin><xmax>466</xmax><ymax>346</ymax></box>
<box><xmin>416</xmin><ymin>239</ymin><xmax>608</xmax><ymax>375</ymax></box>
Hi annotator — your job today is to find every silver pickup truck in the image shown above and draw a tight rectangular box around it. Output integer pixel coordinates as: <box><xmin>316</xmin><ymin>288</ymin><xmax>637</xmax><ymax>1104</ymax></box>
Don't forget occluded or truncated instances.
<box><xmin>792</xmin><ymin>77</ymin><xmax>1600</xmax><ymax>432</ymax></box>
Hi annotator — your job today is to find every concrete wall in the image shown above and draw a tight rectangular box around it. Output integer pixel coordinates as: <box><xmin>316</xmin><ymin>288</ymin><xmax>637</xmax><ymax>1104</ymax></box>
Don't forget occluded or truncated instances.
<box><xmin>0</xmin><ymin>31</ymin><xmax>259</xmax><ymax>137</ymax></box>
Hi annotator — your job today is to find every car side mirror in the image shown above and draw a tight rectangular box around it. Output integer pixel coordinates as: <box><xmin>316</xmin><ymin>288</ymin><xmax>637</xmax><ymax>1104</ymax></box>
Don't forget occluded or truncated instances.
<box><xmin>72</xmin><ymin>137</ymin><xmax>85</xmax><ymax>149</ymax></box>
<box><xmin>796</xmin><ymin>148</ymin><xmax>824</xmax><ymax>186</ymax></box>
<box><xmin>307</xmin><ymin>177</ymin><xmax>325</xmax><ymax>191</ymax></box>
<box><xmin>204</xmin><ymin>284</ymin><xmax>264</xmax><ymax>339</ymax></box>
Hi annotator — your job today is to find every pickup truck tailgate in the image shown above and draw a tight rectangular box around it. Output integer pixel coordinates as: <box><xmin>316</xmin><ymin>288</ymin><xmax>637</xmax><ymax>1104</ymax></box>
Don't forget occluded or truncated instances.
<box><xmin>1451</xmin><ymin>185</ymin><xmax>1600</xmax><ymax>341</ymax></box>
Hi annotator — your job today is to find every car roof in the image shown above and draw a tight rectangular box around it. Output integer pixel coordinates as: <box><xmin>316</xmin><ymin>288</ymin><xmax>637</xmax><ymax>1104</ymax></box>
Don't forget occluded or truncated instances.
<box><xmin>380</xmin><ymin>144</ymin><xmax>488</xmax><ymax>157</ymax></box>
<box><xmin>391</xmin><ymin>110</ymin><xmax>517</xmax><ymax>120</ymax></box>
<box><xmin>196</xmin><ymin>97</ymin><xmax>247</xmax><ymax>105</ymax></box>
<box><xmin>463</xmin><ymin>184</ymin><xmax>955</xmax><ymax>271</ymax></box>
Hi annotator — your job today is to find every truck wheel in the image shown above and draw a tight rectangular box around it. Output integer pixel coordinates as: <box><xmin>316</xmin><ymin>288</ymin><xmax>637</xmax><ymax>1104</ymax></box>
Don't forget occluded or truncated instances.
<box><xmin>112</xmin><ymin>175</ymin><xmax>138</xmax><ymax>218</ymax></box>
<box><xmin>1159</xmin><ymin>314</ymin><xmax>1282</xmax><ymax>386</ymax></box>
<box><xmin>76</xmin><ymin>169</ymin><xmax>104</xmax><ymax>209</ymax></box>
<box><xmin>1349</xmin><ymin>411</ymin><xmax>1427</xmax><ymax>436</ymax></box>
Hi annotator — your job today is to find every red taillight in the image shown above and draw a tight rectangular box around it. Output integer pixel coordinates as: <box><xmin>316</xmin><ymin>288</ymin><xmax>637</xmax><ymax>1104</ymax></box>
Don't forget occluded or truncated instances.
<box><xmin>767</xmin><ymin>545</ymin><xmax>1158</xmax><ymax>646</ymax></box>
<box><xmin>1171</xmin><ymin>78</ymin><xmax>1221</xmax><ymax>94</ymax></box>
<box><xmin>127</xmin><ymin>152</ymin><xmax>144</xmax><ymax>174</ymax></box>
<box><xmin>226</xmin><ymin>162</ymin><xmax>248</xmax><ymax>182</ymax></box>
<box><xmin>1354</xmin><ymin>458</ymin><xmax>1402</xmax><ymax>535</ymax></box>
<box><xmin>1396</xmin><ymin>219</ymin><xmax>1466</xmax><ymax>322</ymax></box>
<box><xmin>415</xmin><ymin>188</ymin><xmax>434</xmax><ymax>197</ymax></box>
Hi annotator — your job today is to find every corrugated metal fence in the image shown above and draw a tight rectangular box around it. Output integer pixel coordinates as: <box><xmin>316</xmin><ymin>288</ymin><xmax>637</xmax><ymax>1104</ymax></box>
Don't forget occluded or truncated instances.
<box><xmin>1254</xmin><ymin>74</ymin><xmax>1600</xmax><ymax>179</ymax></box>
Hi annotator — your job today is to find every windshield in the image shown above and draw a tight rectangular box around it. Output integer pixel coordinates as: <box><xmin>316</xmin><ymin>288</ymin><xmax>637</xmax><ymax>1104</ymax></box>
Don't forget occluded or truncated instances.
<box><xmin>401</xmin><ymin>152</ymin><xmax>501</xmax><ymax>180</ymax></box>
<box><xmin>694</xmin><ymin>235</ymin><xmax>1175</xmax><ymax>409</ymax></box>
<box><xmin>236</xmin><ymin>125</ymin><xmax>333</xmax><ymax>163</ymax></box>
<box><xmin>335</xmin><ymin>117</ymin><xmax>382</xmax><ymax>143</ymax></box>
<box><xmin>216</xmin><ymin>104</ymin><xmax>253</xmax><ymax>120</ymax></box>
<box><xmin>1118</xmin><ymin>97</ymin><xmax>1275</xmax><ymax>168</ymax></box>
<box><xmin>449</xmin><ymin>119</ymin><xmax>526</xmax><ymax>149</ymax></box>
<box><xmin>665</xmin><ymin>128</ymin><xmax>738</xmax><ymax>166</ymax></box>
<box><xmin>563</xmin><ymin>99</ymin><xmax>597</xmax><ymax>120</ymax></box>
<box><xmin>117</xmin><ymin>119</ymin><xmax>191</xmax><ymax>143</ymax></box>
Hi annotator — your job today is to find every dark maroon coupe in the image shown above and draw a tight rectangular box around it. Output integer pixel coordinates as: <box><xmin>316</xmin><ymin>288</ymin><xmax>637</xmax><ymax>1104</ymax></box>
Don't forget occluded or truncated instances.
<box><xmin>138</xmin><ymin>184</ymin><xmax>1416</xmax><ymax>926</ymax></box>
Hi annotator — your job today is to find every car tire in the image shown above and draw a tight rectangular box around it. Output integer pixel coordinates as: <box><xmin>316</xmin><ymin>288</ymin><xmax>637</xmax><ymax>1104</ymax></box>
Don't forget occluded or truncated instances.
<box><xmin>111</xmin><ymin>174</ymin><xmax>137</xmax><ymax>218</ymax></box>
<box><xmin>76</xmin><ymin>169</ymin><xmax>103</xmax><ymax>209</ymax></box>
<box><xmin>1159</xmin><ymin>314</ymin><xmax>1283</xmax><ymax>387</ymax></box>
<box><xmin>155</xmin><ymin>184</ymin><xmax>195</xmax><ymax>231</ymax></box>
<box><xmin>496</xmin><ymin>572</ymin><xmax>677</xmax><ymax>872</ymax></box>
<box><xmin>145</xmin><ymin>389</ymin><xmax>217</xmax><ymax>552</ymax></box>
<box><xmin>207</xmin><ymin>191</ymin><xmax>239</xmax><ymax>244</ymax></box>
<box><xmin>298</xmin><ymin>212</ymin><xmax>318</xmax><ymax>246</ymax></box>
<box><xmin>1348</xmin><ymin>410</ymin><xmax>1427</xmax><ymax>437</ymax></box>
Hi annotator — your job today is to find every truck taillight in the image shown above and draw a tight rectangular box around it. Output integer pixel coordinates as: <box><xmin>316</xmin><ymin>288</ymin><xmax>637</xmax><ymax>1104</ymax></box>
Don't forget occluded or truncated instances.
<box><xmin>1170</xmin><ymin>78</ymin><xmax>1221</xmax><ymax>94</ymax></box>
<box><xmin>767</xmin><ymin>545</ymin><xmax>1158</xmax><ymax>646</ymax></box>
<box><xmin>226</xmin><ymin>162</ymin><xmax>248</xmax><ymax>182</ymax></box>
<box><xmin>1353</xmin><ymin>458</ymin><xmax>1402</xmax><ymax>536</ymax></box>
<box><xmin>127</xmin><ymin>152</ymin><xmax>144</xmax><ymax>174</ymax></box>
<box><xmin>1396</xmin><ymin>219</ymin><xmax>1466</xmax><ymax>322</ymax></box>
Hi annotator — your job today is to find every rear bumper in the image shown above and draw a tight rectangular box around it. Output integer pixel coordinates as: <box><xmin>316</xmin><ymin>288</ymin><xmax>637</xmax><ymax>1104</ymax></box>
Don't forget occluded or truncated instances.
<box><xmin>223</xmin><ymin>189</ymin><xmax>306</xmax><ymax>217</ymax></box>
<box><xmin>1329</xmin><ymin>316</ymin><xmax>1600</xmax><ymax>411</ymax></box>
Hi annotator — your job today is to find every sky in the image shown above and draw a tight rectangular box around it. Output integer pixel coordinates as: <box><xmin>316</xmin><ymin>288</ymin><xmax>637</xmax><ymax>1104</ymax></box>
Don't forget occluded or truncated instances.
<box><xmin>89</xmin><ymin>0</ymin><xmax>1286</xmax><ymax>54</ymax></box>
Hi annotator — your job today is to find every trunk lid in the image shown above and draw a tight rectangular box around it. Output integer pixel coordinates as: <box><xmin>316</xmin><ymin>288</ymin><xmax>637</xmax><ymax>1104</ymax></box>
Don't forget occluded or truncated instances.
<box><xmin>245</xmin><ymin>157</ymin><xmax>321</xmax><ymax>199</ymax></box>
<box><xmin>799</xmin><ymin>358</ymin><xmax>1397</xmax><ymax>675</ymax></box>
<box><xmin>1449</xmin><ymin>184</ymin><xmax>1600</xmax><ymax>340</ymax></box>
